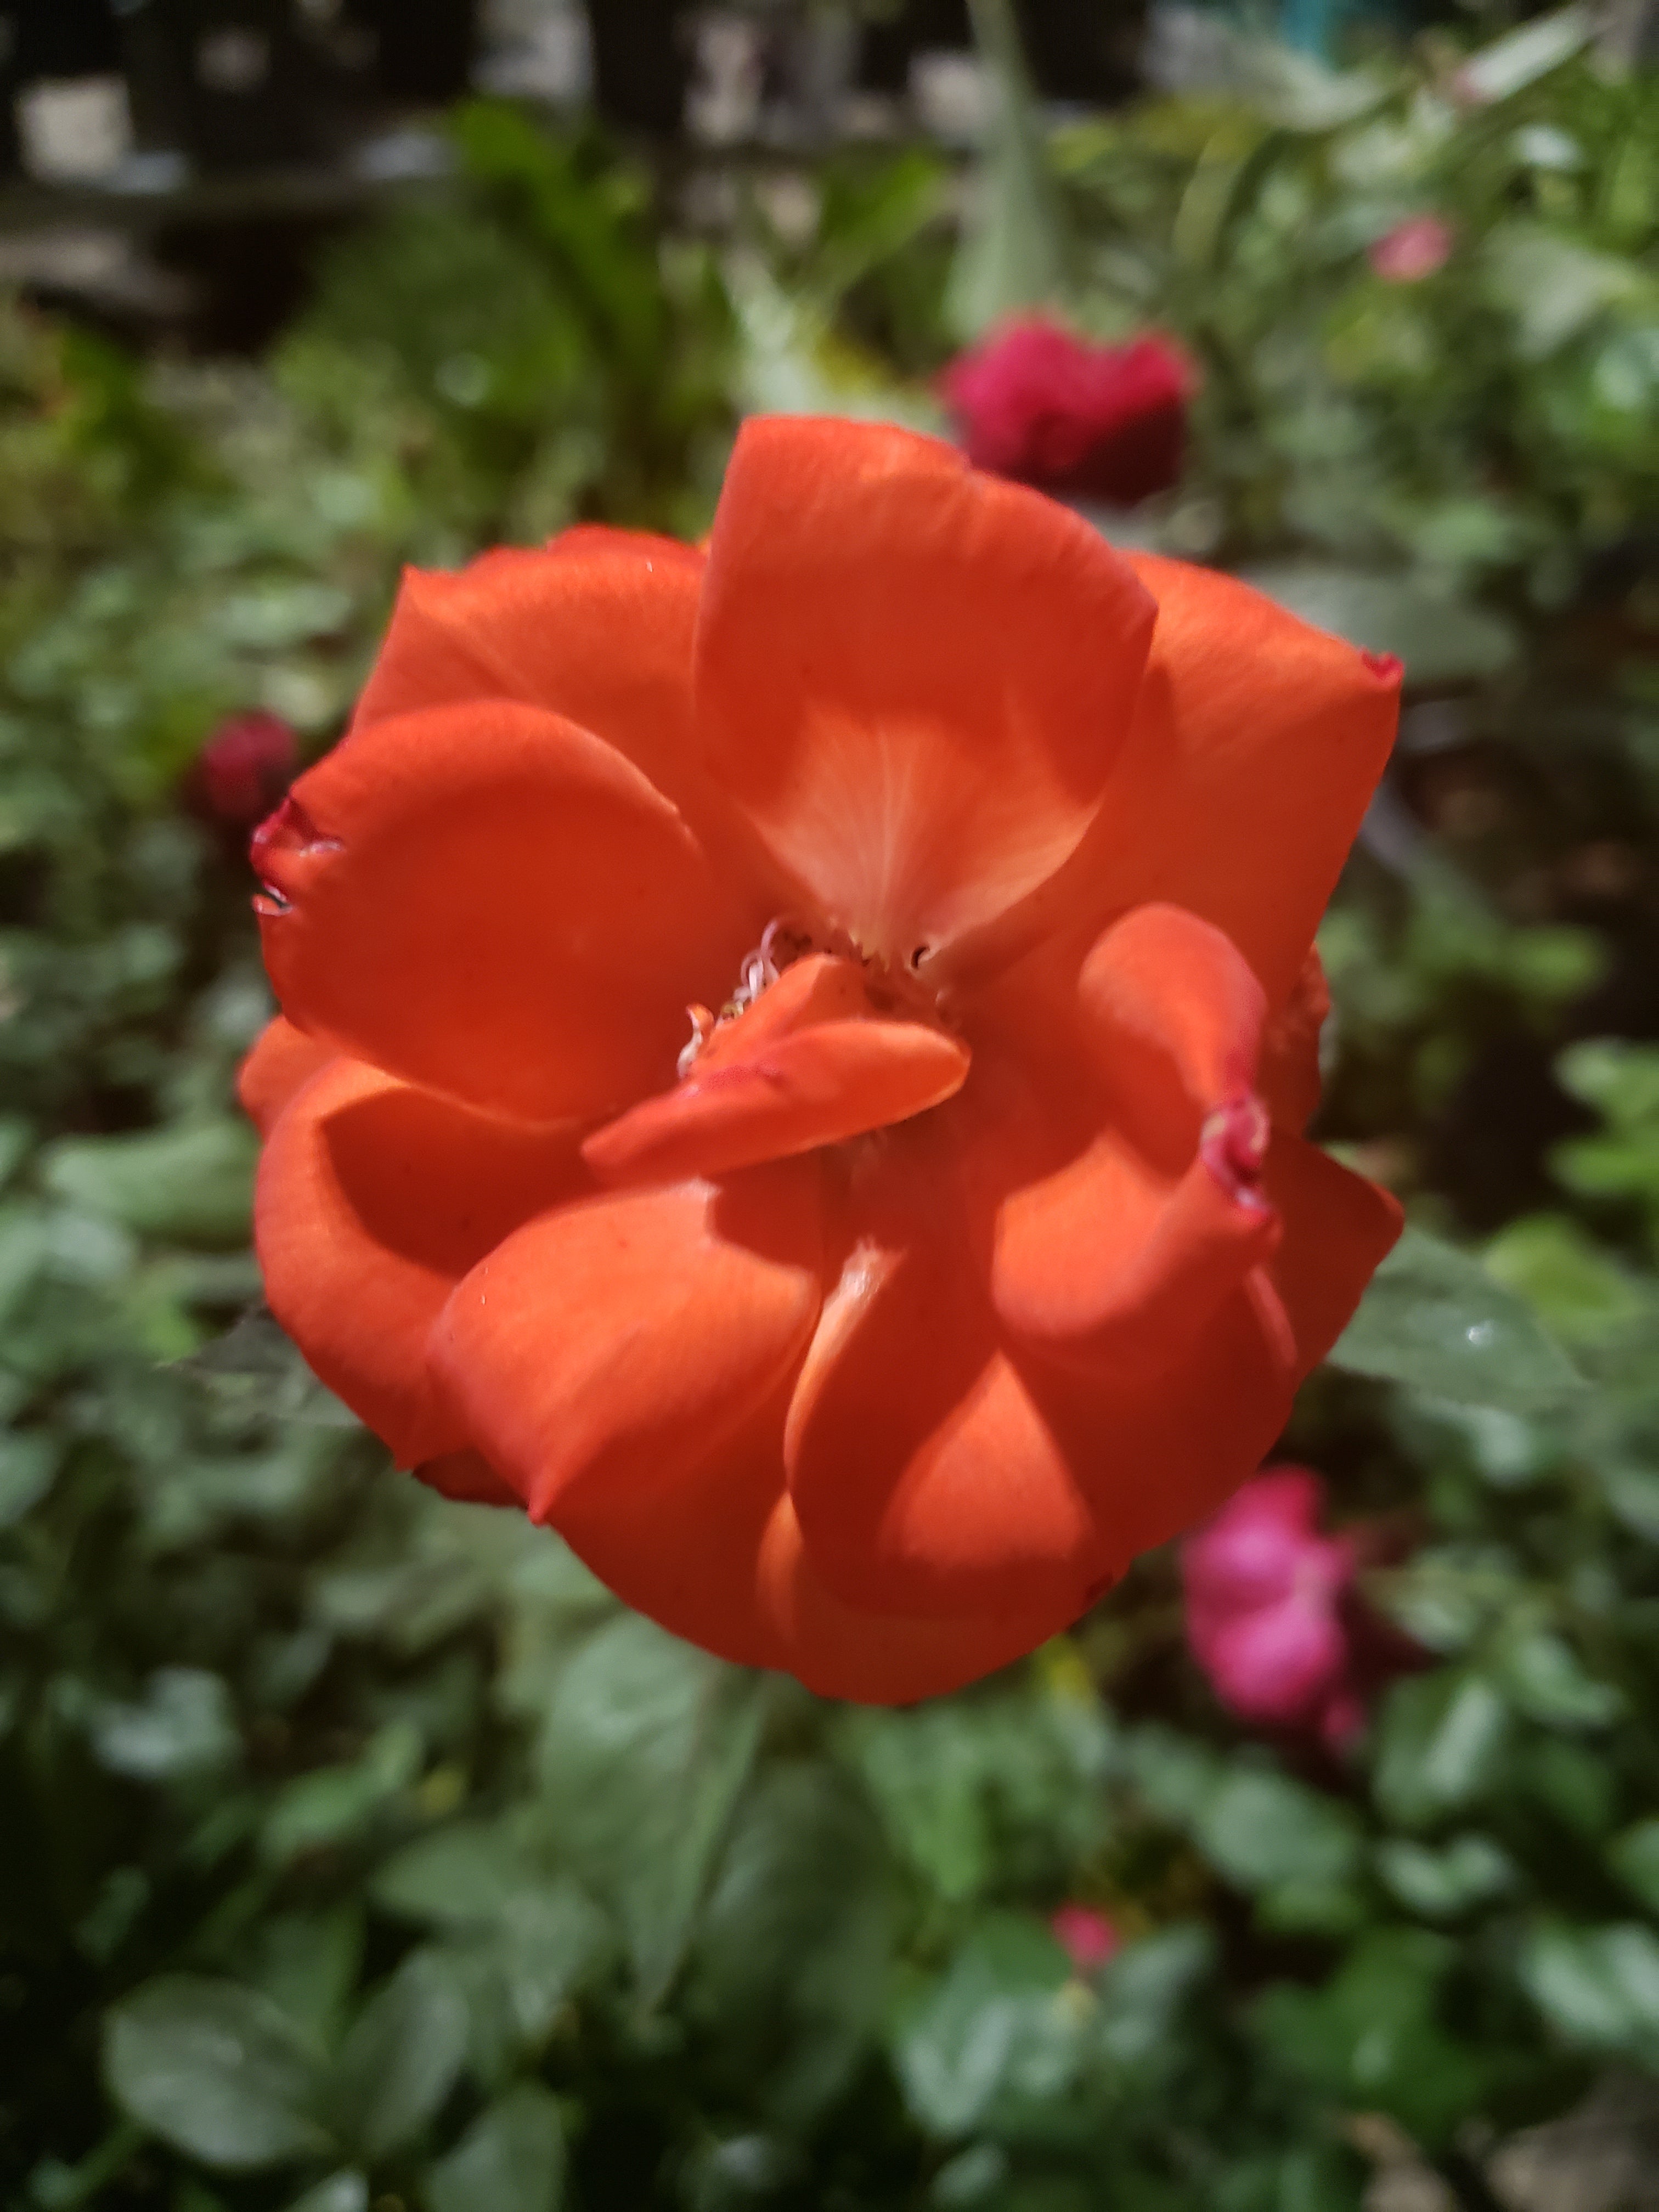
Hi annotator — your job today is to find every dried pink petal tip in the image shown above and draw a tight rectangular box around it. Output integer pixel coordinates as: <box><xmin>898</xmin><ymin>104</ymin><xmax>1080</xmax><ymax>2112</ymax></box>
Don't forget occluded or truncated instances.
<box><xmin>250</xmin><ymin>796</ymin><xmax>342</xmax><ymax>920</ymax></box>
<box><xmin>1200</xmin><ymin>1094</ymin><xmax>1270</xmax><ymax>1208</ymax></box>
<box><xmin>1051</xmin><ymin>1904</ymin><xmax>1119</xmax><ymax>1975</ymax></box>
<box><xmin>251</xmin><ymin>794</ymin><xmax>336</xmax><ymax>866</ymax></box>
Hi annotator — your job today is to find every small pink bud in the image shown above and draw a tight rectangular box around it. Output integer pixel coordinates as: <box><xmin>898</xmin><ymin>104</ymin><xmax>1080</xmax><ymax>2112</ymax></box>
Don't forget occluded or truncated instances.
<box><xmin>1368</xmin><ymin>216</ymin><xmax>1454</xmax><ymax>285</ymax></box>
<box><xmin>1051</xmin><ymin>1904</ymin><xmax>1119</xmax><ymax>1974</ymax></box>
<box><xmin>191</xmin><ymin>711</ymin><xmax>298</xmax><ymax>826</ymax></box>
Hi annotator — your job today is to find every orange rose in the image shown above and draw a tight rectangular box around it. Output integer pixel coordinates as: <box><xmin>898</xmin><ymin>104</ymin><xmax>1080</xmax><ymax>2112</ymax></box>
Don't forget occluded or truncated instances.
<box><xmin>241</xmin><ymin>416</ymin><xmax>1402</xmax><ymax>1705</ymax></box>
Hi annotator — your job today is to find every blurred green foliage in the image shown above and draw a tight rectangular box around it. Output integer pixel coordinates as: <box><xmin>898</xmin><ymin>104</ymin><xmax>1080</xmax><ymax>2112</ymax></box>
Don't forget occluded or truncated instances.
<box><xmin>3</xmin><ymin>24</ymin><xmax>1659</xmax><ymax>2210</ymax></box>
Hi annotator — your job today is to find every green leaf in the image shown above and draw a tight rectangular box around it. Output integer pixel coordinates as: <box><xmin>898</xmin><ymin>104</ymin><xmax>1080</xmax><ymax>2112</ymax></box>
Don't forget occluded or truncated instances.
<box><xmin>250</xmin><ymin>1906</ymin><xmax>365</xmax><ymax>2052</ymax></box>
<box><xmin>1483</xmin><ymin>224</ymin><xmax>1646</xmax><ymax>359</ymax></box>
<box><xmin>41</xmin><ymin>1118</ymin><xmax>258</xmax><ymax>1249</ymax></box>
<box><xmin>1093</xmin><ymin>1926</ymin><xmax>1214</xmax><ymax>2070</ymax></box>
<box><xmin>893</xmin><ymin>1915</ymin><xmax>1074</xmax><ymax>2138</ymax></box>
<box><xmin>1193</xmin><ymin>1768</ymin><xmax>1364</xmax><ymax>1901</ymax></box>
<box><xmin>1373</xmin><ymin>1671</ymin><xmax>1509</xmax><ymax>1830</ymax></box>
<box><xmin>331</xmin><ymin>1951</ymin><xmax>468</xmax><ymax>2162</ymax></box>
<box><xmin>181</xmin><ymin>1307</ymin><xmax>360</xmax><ymax>1429</ymax></box>
<box><xmin>1607</xmin><ymin>1819</ymin><xmax>1659</xmax><ymax>1914</ymax></box>
<box><xmin>1256</xmin><ymin>1929</ymin><xmax>1486</xmax><ymax>2151</ymax></box>
<box><xmin>0</xmin><ymin>1430</ymin><xmax>58</xmax><ymax>1526</ymax></box>
<box><xmin>1519</xmin><ymin>1921</ymin><xmax>1659</xmax><ymax>2066</ymax></box>
<box><xmin>280</xmin><ymin>2176</ymin><xmax>367</xmax><ymax>2212</ymax></box>
<box><xmin>1454</xmin><ymin>4</ymin><xmax>1595</xmax><ymax>102</ymax></box>
<box><xmin>103</xmin><ymin>1977</ymin><xmax>330</xmax><ymax>2171</ymax></box>
<box><xmin>535</xmin><ymin>1614</ymin><xmax>766</xmax><ymax>2005</ymax></box>
<box><xmin>946</xmin><ymin>0</ymin><xmax>1069</xmax><ymax>338</ymax></box>
<box><xmin>1481</xmin><ymin>1215</ymin><xmax>1652</xmax><ymax>1355</ymax></box>
<box><xmin>261</xmin><ymin>1720</ymin><xmax>422</xmax><ymax>1865</ymax></box>
<box><xmin>1375</xmin><ymin>1835</ymin><xmax>1519</xmax><ymax>1920</ymax></box>
<box><xmin>1329</xmin><ymin>1224</ymin><xmax>1587</xmax><ymax>1414</ymax></box>
<box><xmin>1493</xmin><ymin>1627</ymin><xmax>1622</xmax><ymax>1730</ymax></box>
<box><xmin>692</xmin><ymin>1761</ymin><xmax>894</xmax><ymax>2124</ymax></box>
<box><xmin>89</xmin><ymin>1668</ymin><xmax>239</xmax><ymax>1781</ymax></box>
<box><xmin>425</xmin><ymin>2085</ymin><xmax>566</xmax><ymax>2212</ymax></box>
<box><xmin>1236</xmin><ymin>566</ymin><xmax>1517</xmax><ymax>686</ymax></box>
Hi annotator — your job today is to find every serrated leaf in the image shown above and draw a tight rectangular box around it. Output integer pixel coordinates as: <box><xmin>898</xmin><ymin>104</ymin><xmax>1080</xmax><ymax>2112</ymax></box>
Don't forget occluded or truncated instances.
<box><xmin>1607</xmin><ymin>1819</ymin><xmax>1659</xmax><ymax>1915</ymax></box>
<box><xmin>331</xmin><ymin>1951</ymin><xmax>468</xmax><ymax>2162</ymax></box>
<box><xmin>1330</xmin><ymin>1224</ymin><xmax>1587</xmax><ymax>1414</ymax></box>
<box><xmin>42</xmin><ymin>1118</ymin><xmax>258</xmax><ymax>1249</ymax></box>
<box><xmin>90</xmin><ymin>1668</ymin><xmax>239</xmax><ymax>1781</ymax></box>
<box><xmin>1373</xmin><ymin>1671</ymin><xmax>1509</xmax><ymax>1830</ymax></box>
<box><xmin>1375</xmin><ymin>1834</ymin><xmax>1518</xmax><ymax>1920</ymax></box>
<box><xmin>425</xmin><ymin>2085</ymin><xmax>566</xmax><ymax>2212</ymax></box>
<box><xmin>893</xmin><ymin>1915</ymin><xmax>1074</xmax><ymax>2137</ymax></box>
<box><xmin>371</xmin><ymin>1822</ymin><xmax>541</xmax><ymax>1927</ymax></box>
<box><xmin>103</xmin><ymin>1977</ymin><xmax>330</xmax><ymax>2170</ymax></box>
<box><xmin>1519</xmin><ymin>1921</ymin><xmax>1659</xmax><ymax>2065</ymax></box>
<box><xmin>281</xmin><ymin>2175</ymin><xmax>367</xmax><ymax>2212</ymax></box>
<box><xmin>0</xmin><ymin>1430</ymin><xmax>58</xmax><ymax>1526</ymax></box>
<box><xmin>535</xmin><ymin>1615</ymin><xmax>766</xmax><ymax>2006</ymax></box>
<box><xmin>261</xmin><ymin>1720</ymin><xmax>422</xmax><ymax>1865</ymax></box>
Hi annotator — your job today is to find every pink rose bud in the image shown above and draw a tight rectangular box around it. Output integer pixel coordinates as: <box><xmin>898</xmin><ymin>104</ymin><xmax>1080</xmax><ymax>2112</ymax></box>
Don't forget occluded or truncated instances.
<box><xmin>1181</xmin><ymin>1468</ymin><xmax>1357</xmax><ymax>1732</ymax></box>
<box><xmin>1368</xmin><ymin>216</ymin><xmax>1454</xmax><ymax>284</ymax></box>
<box><xmin>191</xmin><ymin>711</ymin><xmax>298</xmax><ymax>827</ymax></box>
<box><xmin>941</xmin><ymin>318</ymin><xmax>1194</xmax><ymax>506</ymax></box>
<box><xmin>1051</xmin><ymin>1904</ymin><xmax>1119</xmax><ymax>1974</ymax></box>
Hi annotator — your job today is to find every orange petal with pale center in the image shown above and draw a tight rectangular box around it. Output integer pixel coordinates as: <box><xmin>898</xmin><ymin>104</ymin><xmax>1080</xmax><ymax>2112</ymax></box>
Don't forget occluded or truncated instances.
<box><xmin>696</xmin><ymin>416</ymin><xmax>1155</xmax><ymax>964</ymax></box>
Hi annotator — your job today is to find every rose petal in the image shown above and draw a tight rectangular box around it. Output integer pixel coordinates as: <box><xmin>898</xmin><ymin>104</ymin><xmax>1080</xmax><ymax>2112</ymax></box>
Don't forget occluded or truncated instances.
<box><xmin>413</xmin><ymin>1448</ymin><xmax>522</xmax><ymax>1509</ymax></box>
<box><xmin>955</xmin><ymin>557</ymin><xmax>1399</xmax><ymax>1010</ymax></box>
<box><xmin>428</xmin><ymin>1166</ymin><xmax>824</xmax><ymax>1667</ymax></box>
<box><xmin>782</xmin><ymin>1116</ymin><xmax>1109</xmax><ymax>1622</ymax></box>
<box><xmin>352</xmin><ymin>529</ymin><xmax>702</xmax><ymax>795</ymax></box>
<box><xmin>255</xmin><ymin>1058</ymin><xmax>586</xmax><ymax>1464</ymax></box>
<box><xmin>696</xmin><ymin>416</ymin><xmax>1155</xmax><ymax>963</ymax></box>
<box><xmin>1263</xmin><ymin>1132</ymin><xmax>1403</xmax><ymax>1377</ymax></box>
<box><xmin>757</xmin><ymin>1493</ymin><xmax>1069</xmax><ymax>1705</ymax></box>
<box><xmin>583</xmin><ymin>953</ymin><xmax>970</xmax><ymax>1185</ymax></box>
<box><xmin>992</xmin><ymin>907</ymin><xmax>1279</xmax><ymax>1370</ymax></box>
<box><xmin>236</xmin><ymin>1015</ymin><xmax>336</xmax><ymax>1136</ymax></box>
<box><xmin>253</xmin><ymin>698</ymin><xmax>764</xmax><ymax>1124</ymax></box>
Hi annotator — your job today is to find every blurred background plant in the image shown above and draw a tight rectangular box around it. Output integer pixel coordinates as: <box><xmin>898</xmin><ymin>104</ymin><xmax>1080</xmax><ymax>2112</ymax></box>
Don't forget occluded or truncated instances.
<box><xmin>2</xmin><ymin>4</ymin><xmax>1658</xmax><ymax>2208</ymax></box>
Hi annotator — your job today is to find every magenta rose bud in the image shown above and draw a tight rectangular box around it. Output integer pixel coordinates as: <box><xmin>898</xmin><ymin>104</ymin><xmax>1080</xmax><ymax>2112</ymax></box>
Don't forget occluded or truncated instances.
<box><xmin>941</xmin><ymin>318</ymin><xmax>1194</xmax><ymax>506</ymax></box>
<box><xmin>1181</xmin><ymin>1467</ymin><xmax>1357</xmax><ymax>1737</ymax></box>
<box><xmin>191</xmin><ymin>710</ymin><xmax>299</xmax><ymax>827</ymax></box>
<box><xmin>1051</xmin><ymin>1904</ymin><xmax>1120</xmax><ymax>1975</ymax></box>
